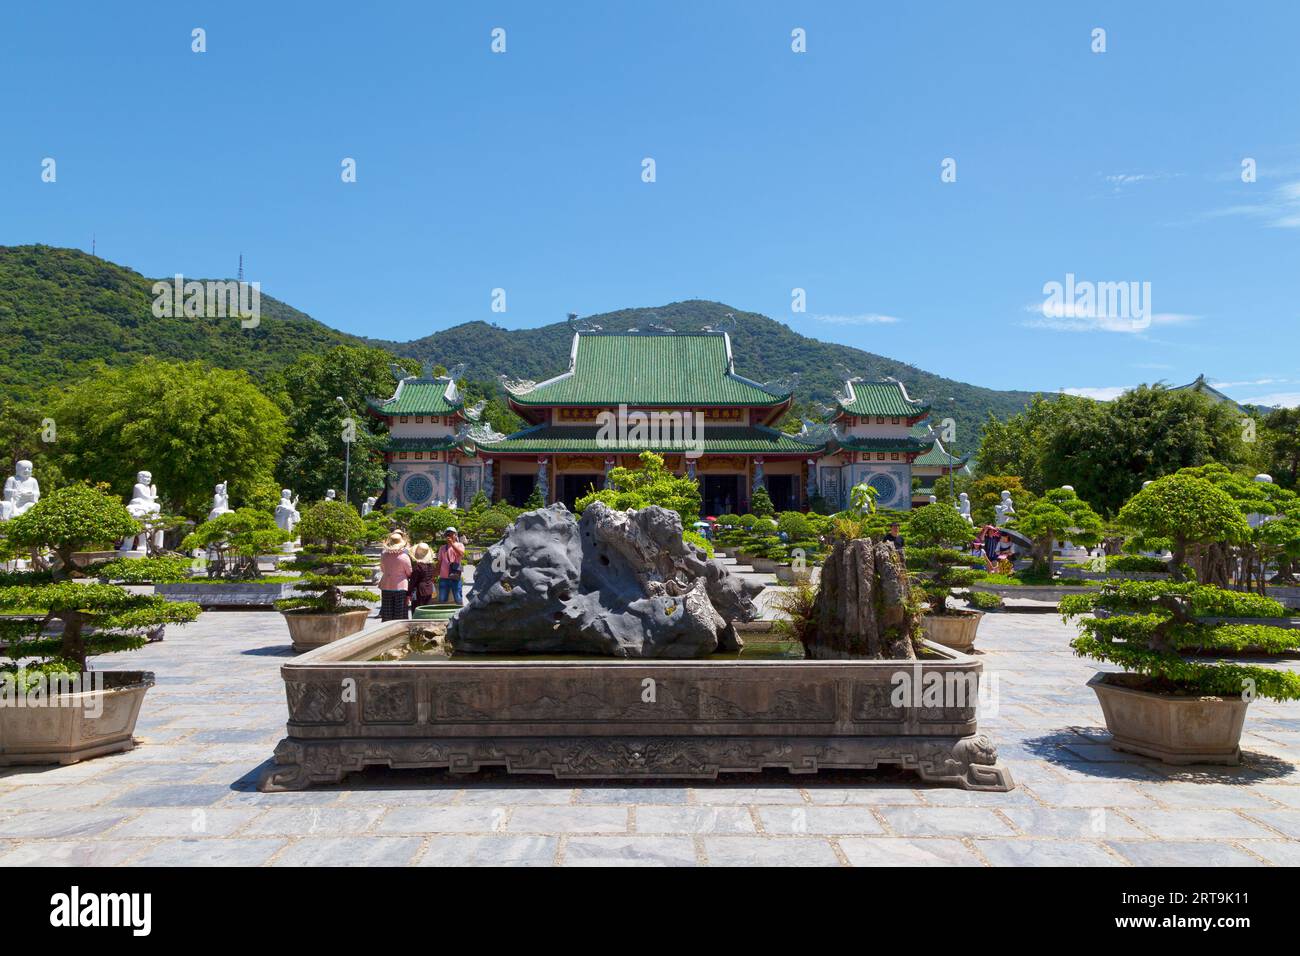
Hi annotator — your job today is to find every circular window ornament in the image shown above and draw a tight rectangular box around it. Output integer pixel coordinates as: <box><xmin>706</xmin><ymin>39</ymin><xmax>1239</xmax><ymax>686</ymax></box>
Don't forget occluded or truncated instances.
<box><xmin>403</xmin><ymin>473</ymin><xmax>433</xmax><ymax>506</ymax></box>
<box><xmin>866</xmin><ymin>472</ymin><xmax>898</xmax><ymax>505</ymax></box>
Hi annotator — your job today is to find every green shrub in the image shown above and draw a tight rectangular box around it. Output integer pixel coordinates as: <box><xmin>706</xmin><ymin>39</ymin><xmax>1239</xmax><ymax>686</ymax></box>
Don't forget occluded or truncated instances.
<box><xmin>91</xmin><ymin>555</ymin><xmax>192</xmax><ymax>584</ymax></box>
<box><xmin>1061</xmin><ymin>581</ymin><xmax>1300</xmax><ymax>700</ymax></box>
<box><xmin>750</xmin><ymin>486</ymin><xmax>774</xmax><ymax>518</ymax></box>
<box><xmin>297</xmin><ymin>500</ymin><xmax>367</xmax><ymax>553</ymax></box>
<box><xmin>0</xmin><ymin>485</ymin><xmax>200</xmax><ymax>676</ymax></box>
<box><xmin>576</xmin><ymin>451</ymin><xmax>700</xmax><ymax>525</ymax></box>
<box><xmin>907</xmin><ymin>503</ymin><xmax>977</xmax><ymax>616</ymax></box>
<box><xmin>683</xmin><ymin>529</ymin><xmax>714</xmax><ymax>557</ymax></box>
<box><xmin>406</xmin><ymin>505</ymin><xmax>459</xmax><ymax>545</ymax></box>
<box><xmin>181</xmin><ymin>508</ymin><xmax>291</xmax><ymax>579</ymax></box>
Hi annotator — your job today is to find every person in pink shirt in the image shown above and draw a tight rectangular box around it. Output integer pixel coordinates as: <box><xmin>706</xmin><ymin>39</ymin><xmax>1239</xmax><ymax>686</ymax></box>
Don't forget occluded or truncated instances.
<box><xmin>437</xmin><ymin>527</ymin><xmax>467</xmax><ymax>604</ymax></box>
<box><xmin>378</xmin><ymin>531</ymin><xmax>413</xmax><ymax>620</ymax></box>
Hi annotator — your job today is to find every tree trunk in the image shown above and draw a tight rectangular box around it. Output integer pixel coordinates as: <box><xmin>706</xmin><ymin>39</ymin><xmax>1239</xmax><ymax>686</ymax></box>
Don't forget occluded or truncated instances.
<box><xmin>804</xmin><ymin>538</ymin><xmax>917</xmax><ymax>660</ymax></box>
<box><xmin>61</xmin><ymin>612</ymin><xmax>87</xmax><ymax>671</ymax></box>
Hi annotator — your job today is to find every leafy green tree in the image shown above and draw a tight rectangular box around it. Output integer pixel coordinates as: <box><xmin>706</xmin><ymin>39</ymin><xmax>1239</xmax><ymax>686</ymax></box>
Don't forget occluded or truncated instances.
<box><xmin>0</xmin><ymin>485</ymin><xmax>200</xmax><ymax>675</ymax></box>
<box><xmin>5</xmin><ymin>484</ymin><xmax>141</xmax><ymax>578</ymax></box>
<box><xmin>49</xmin><ymin>359</ymin><xmax>286</xmax><ymax>518</ymax></box>
<box><xmin>959</xmin><ymin>475</ymin><xmax>1037</xmax><ymax>526</ymax></box>
<box><xmin>750</xmin><ymin>485</ymin><xmax>774</xmax><ymax>518</ymax></box>
<box><xmin>524</xmin><ymin>484</ymin><xmax>545</xmax><ymax>509</ymax></box>
<box><xmin>1262</xmin><ymin>407</ymin><xmax>1300</xmax><ymax>489</ymax></box>
<box><xmin>1116</xmin><ymin>474</ymin><xmax>1250</xmax><ymax>580</ymax></box>
<box><xmin>407</xmin><ymin>505</ymin><xmax>459</xmax><ymax>544</ymax></box>
<box><xmin>906</xmin><ymin>503</ymin><xmax>979</xmax><ymax>616</ymax></box>
<box><xmin>1062</xmin><ymin>581</ymin><xmax>1300</xmax><ymax>701</ymax></box>
<box><xmin>1013</xmin><ymin>487</ymin><xmax>1105</xmax><ymax>576</ymax></box>
<box><xmin>277</xmin><ymin>501</ymin><xmax>377</xmax><ymax>615</ymax></box>
<box><xmin>269</xmin><ymin>346</ymin><xmax>418</xmax><ymax>507</ymax></box>
<box><xmin>181</xmin><ymin>508</ymin><xmax>291</xmax><ymax>578</ymax></box>
<box><xmin>575</xmin><ymin>451</ymin><xmax>702</xmax><ymax>525</ymax></box>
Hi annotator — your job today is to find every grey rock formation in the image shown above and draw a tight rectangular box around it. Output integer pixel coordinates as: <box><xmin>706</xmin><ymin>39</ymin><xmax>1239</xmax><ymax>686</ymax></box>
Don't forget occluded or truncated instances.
<box><xmin>804</xmin><ymin>538</ymin><xmax>918</xmax><ymax>660</ymax></box>
<box><xmin>448</xmin><ymin>502</ymin><xmax>758</xmax><ymax>658</ymax></box>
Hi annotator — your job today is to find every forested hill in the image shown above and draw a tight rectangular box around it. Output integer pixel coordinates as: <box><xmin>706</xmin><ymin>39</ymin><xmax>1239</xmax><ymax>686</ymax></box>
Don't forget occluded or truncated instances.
<box><xmin>0</xmin><ymin>245</ymin><xmax>1036</xmax><ymax>450</ymax></box>
<box><xmin>0</xmin><ymin>245</ymin><xmax>359</xmax><ymax>393</ymax></box>
<box><xmin>369</xmin><ymin>301</ymin><xmax>1038</xmax><ymax>451</ymax></box>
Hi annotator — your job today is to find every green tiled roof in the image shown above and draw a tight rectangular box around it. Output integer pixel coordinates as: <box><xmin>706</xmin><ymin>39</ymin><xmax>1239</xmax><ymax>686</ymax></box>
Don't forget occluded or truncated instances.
<box><xmin>480</xmin><ymin>424</ymin><xmax>824</xmax><ymax>454</ymax></box>
<box><xmin>368</xmin><ymin>378</ymin><xmax>461</xmax><ymax>416</ymax></box>
<box><xmin>507</xmin><ymin>333</ymin><xmax>788</xmax><ymax>407</ymax></box>
<box><xmin>832</xmin><ymin>435</ymin><xmax>931</xmax><ymax>453</ymax></box>
<box><xmin>913</xmin><ymin>440</ymin><xmax>970</xmax><ymax>467</ymax></box>
<box><xmin>835</xmin><ymin>380</ymin><xmax>929</xmax><ymax>418</ymax></box>
<box><xmin>385</xmin><ymin>436</ymin><xmax>464</xmax><ymax>453</ymax></box>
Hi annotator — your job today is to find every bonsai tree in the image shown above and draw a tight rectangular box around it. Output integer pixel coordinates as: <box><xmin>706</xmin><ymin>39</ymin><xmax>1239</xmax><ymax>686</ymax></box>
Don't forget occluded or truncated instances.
<box><xmin>750</xmin><ymin>485</ymin><xmax>775</xmax><ymax>518</ymax></box>
<box><xmin>277</xmin><ymin>501</ymin><xmax>378</xmax><ymax>616</ymax></box>
<box><xmin>4</xmin><ymin>483</ymin><xmax>140</xmax><ymax>577</ymax></box>
<box><xmin>407</xmin><ymin>505</ymin><xmax>460</xmax><ymax>545</ymax></box>
<box><xmin>1012</xmin><ymin>486</ymin><xmax>1104</xmax><ymax>577</ymax></box>
<box><xmin>524</xmin><ymin>483</ymin><xmax>545</xmax><ymax>509</ymax></box>
<box><xmin>906</xmin><ymin>502</ymin><xmax>978</xmax><ymax>616</ymax></box>
<box><xmin>0</xmin><ymin>486</ymin><xmax>199</xmax><ymax>681</ymax></box>
<box><xmin>1116</xmin><ymin>473</ymin><xmax>1250</xmax><ymax>581</ymax></box>
<box><xmin>575</xmin><ymin>451</ymin><xmax>702</xmax><ymax>526</ymax></box>
<box><xmin>1062</xmin><ymin>580</ymin><xmax>1300</xmax><ymax>701</ymax></box>
<box><xmin>181</xmin><ymin>508</ymin><xmax>291</xmax><ymax>578</ymax></box>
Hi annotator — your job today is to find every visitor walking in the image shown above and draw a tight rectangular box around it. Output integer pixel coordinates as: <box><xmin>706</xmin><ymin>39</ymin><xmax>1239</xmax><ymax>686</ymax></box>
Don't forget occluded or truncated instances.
<box><xmin>408</xmin><ymin>541</ymin><xmax>436</xmax><ymax>610</ymax></box>
<box><xmin>437</xmin><ymin>526</ymin><xmax>466</xmax><ymax>605</ymax></box>
<box><xmin>378</xmin><ymin>531</ymin><xmax>413</xmax><ymax>620</ymax></box>
<box><xmin>981</xmin><ymin>525</ymin><xmax>1000</xmax><ymax>571</ymax></box>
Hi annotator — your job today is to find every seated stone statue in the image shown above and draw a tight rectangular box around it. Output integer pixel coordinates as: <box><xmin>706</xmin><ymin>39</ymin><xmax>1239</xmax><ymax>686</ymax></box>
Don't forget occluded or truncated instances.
<box><xmin>958</xmin><ymin>491</ymin><xmax>973</xmax><ymax>523</ymax></box>
<box><xmin>361</xmin><ymin>496</ymin><xmax>377</xmax><ymax>516</ymax></box>
<box><xmin>207</xmin><ymin>481</ymin><xmax>233</xmax><ymax>521</ymax></box>
<box><xmin>275</xmin><ymin>489</ymin><xmax>301</xmax><ymax>533</ymax></box>
<box><xmin>0</xmin><ymin>487</ymin><xmax>15</xmax><ymax>522</ymax></box>
<box><xmin>325</xmin><ymin>489</ymin><xmax>337</xmax><ymax>502</ymax></box>
<box><xmin>121</xmin><ymin>471</ymin><xmax>163</xmax><ymax>552</ymax></box>
<box><xmin>995</xmin><ymin>490</ymin><xmax>1015</xmax><ymax>526</ymax></box>
<box><xmin>4</xmin><ymin>460</ymin><xmax>40</xmax><ymax>518</ymax></box>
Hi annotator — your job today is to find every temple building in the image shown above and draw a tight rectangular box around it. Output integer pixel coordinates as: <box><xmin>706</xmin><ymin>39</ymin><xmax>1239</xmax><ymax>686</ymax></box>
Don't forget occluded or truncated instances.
<box><xmin>366</xmin><ymin>329</ymin><xmax>962</xmax><ymax>514</ymax></box>
<box><xmin>909</xmin><ymin>424</ymin><xmax>972</xmax><ymax>507</ymax></box>
<box><xmin>365</xmin><ymin>373</ymin><xmax>487</xmax><ymax>508</ymax></box>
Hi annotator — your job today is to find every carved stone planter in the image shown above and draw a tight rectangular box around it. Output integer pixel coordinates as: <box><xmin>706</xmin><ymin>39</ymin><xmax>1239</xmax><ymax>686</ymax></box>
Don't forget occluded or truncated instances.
<box><xmin>260</xmin><ymin>620</ymin><xmax>1014</xmax><ymax>793</ymax></box>
<box><xmin>0</xmin><ymin>672</ymin><xmax>154</xmax><ymax>766</ymax></box>
<box><xmin>156</xmin><ymin>581</ymin><xmax>298</xmax><ymax>609</ymax></box>
<box><xmin>1088</xmin><ymin>672</ymin><xmax>1250</xmax><ymax>765</ymax></box>
<box><xmin>920</xmin><ymin>610</ymin><xmax>983</xmax><ymax>652</ymax></box>
<box><xmin>283</xmin><ymin>608</ymin><xmax>372</xmax><ymax>653</ymax></box>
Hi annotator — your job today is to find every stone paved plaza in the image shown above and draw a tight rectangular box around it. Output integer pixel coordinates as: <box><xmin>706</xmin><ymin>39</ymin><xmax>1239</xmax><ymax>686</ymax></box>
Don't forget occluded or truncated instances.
<box><xmin>3</xmin><ymin>608</ymin><xmax>1300</xmax><ymax>867</ymax></box>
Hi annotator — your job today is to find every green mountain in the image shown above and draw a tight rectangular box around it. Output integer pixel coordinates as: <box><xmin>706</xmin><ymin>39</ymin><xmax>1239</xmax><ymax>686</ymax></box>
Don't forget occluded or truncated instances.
<box><xmin>0</xmin><ymin>245</ymin><xmax>1035</xmax><ymax>452</ymax></box>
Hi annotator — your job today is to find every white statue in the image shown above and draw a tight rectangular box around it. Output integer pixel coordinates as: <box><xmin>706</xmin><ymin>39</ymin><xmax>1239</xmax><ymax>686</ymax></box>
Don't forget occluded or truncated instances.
<box><xmin>121</xmin><ymin>471</ymin><xmax>164</xmax><ymax>552</ymax></box>
<box><xmin>995</xmin><ymin>490</ymin><xmax>1016</xmax><ymax>527</ymax></box>
<box><xmin>207</xmin><ymin>481</ymin><xmax>233</xmax><ymax>521</ymax></box>
<box><xmin>928</xmin><ymin>494</ymin><xmax>937</xmax><ymax>506</ymax></box>
<box><xmin>275</xmin><ymin>489</ymin><xmax>301</xmax><ymax>533</ymax></box>
<box><xmin>325</xmin><ymin>489</ymin><xmax>337</xmax><ymax>502</ymax></box>
<box><xmin>3</xmin><ymin>460</ymin><xmax>40</xmax><ymax>518</ymax></box>
<box><xmin>0</xmin><ymin>487</ymin><xmax>15</xmax><ymax>522</ymax></box>
<box><xmin>958</xmin><ymin>491</ymin><xmax>973</xmax><ymax>523</ymax></box>
<box><xmin>361</xmin><ymin>496</ymin><xmax>377</xmax><ymax>516</ymax></box>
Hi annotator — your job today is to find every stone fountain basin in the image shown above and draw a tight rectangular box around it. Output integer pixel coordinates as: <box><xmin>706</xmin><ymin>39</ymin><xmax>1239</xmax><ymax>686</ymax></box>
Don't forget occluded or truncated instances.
<box><xmin>259</xmin><ymin>620</ymin><xmax>1014</xmax><ymax>792</ymax></box>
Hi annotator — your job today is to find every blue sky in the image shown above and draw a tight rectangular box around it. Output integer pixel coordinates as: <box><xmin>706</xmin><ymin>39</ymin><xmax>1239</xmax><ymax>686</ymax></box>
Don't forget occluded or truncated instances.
<box><xmin>4</xmin><ymin>2</ymin><xmax>1300</xmax><ymax>405</ymax></box>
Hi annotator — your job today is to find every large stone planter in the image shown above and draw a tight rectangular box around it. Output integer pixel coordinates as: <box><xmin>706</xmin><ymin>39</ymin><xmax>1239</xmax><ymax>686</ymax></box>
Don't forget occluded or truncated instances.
<box><xmin>970</xmin><ymin>583</ymin><xmax>1094</xmax><ymax>605</ymax></box>
<box><xmin>920</xmin><ymin>610</ymin><xmax>983</xmax><ymax>652</ymax></box>
<box><xmin>68</xmin><ymin>551</ymin><xmax>118</xmax><ymax>570</ymax></box>
<box><xmin>156</xmin><ymin>580</ymin><xmax>298</xmax><ymax>609</ymax></box>
<box><xmin>1087</xmin><ymin>672</ymin><xmax>1250</xmax><ymax>765</ymax></box>
<box><xmin>282</xmin><ymin>608</ymin><xmax>371</xmax><ymax>653</ymax></box>
<box><xmin>260</xmin><ymin>620</ymin><xmax>1014</xmax><ymax>792</ymax></box>
<box><xmin>0</xmin><ymin>672</ymin><xmax>154</xmax><ymax>766</ymax></box>
<box><xmin>1059</xmin><ymin>569</ymin><xmax>1170</xmax><ymax>582</ymax></box>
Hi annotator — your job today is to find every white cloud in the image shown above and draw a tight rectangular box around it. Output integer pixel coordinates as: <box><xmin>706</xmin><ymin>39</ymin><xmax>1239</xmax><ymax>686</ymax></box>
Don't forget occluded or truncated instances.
<box><xmin>1060</xmin><ymin>385</ymin><xmax>1133</xmax><ymax>401</ymax></box>
<box><xmin>809</xmin><ymin>313</ymin><xmax>901</xmax><ymax>326</ymax></box>
<box><xmin>1022</xmin><ymin>301</ymin><xmax>1197</xmax><ymax>334</ymax></box>
<box><xmin>1235</xmin><ymin>391</ymin><xmax>1300</xmax><ymax>408</ymax></box>
<box><xmin>1209</xmin><ymin>179</ymin><xmax>1300</xmax><ymax>228</ymax></box>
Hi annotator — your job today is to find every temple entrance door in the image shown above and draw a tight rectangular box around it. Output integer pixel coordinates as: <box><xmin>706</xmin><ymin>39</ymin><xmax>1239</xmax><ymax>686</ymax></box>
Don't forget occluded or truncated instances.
<box><xmin>702</xmin><ymin>475</ymin><xmax>740</xmax><ymax>517</ymax></box>
<box><xmin>557</xmin><ymin>474</ymin><xmax>601</xmax><ymax>510</ymax></box>
<box><xmin>505</xmin><ymin>474</ymin><xmax>535</xmax><ymax>507</ymax></box>
<box><xmin>767</xmin><ymin>474</ymin><xmax>798</xmax><ymax>512</ymax></box>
